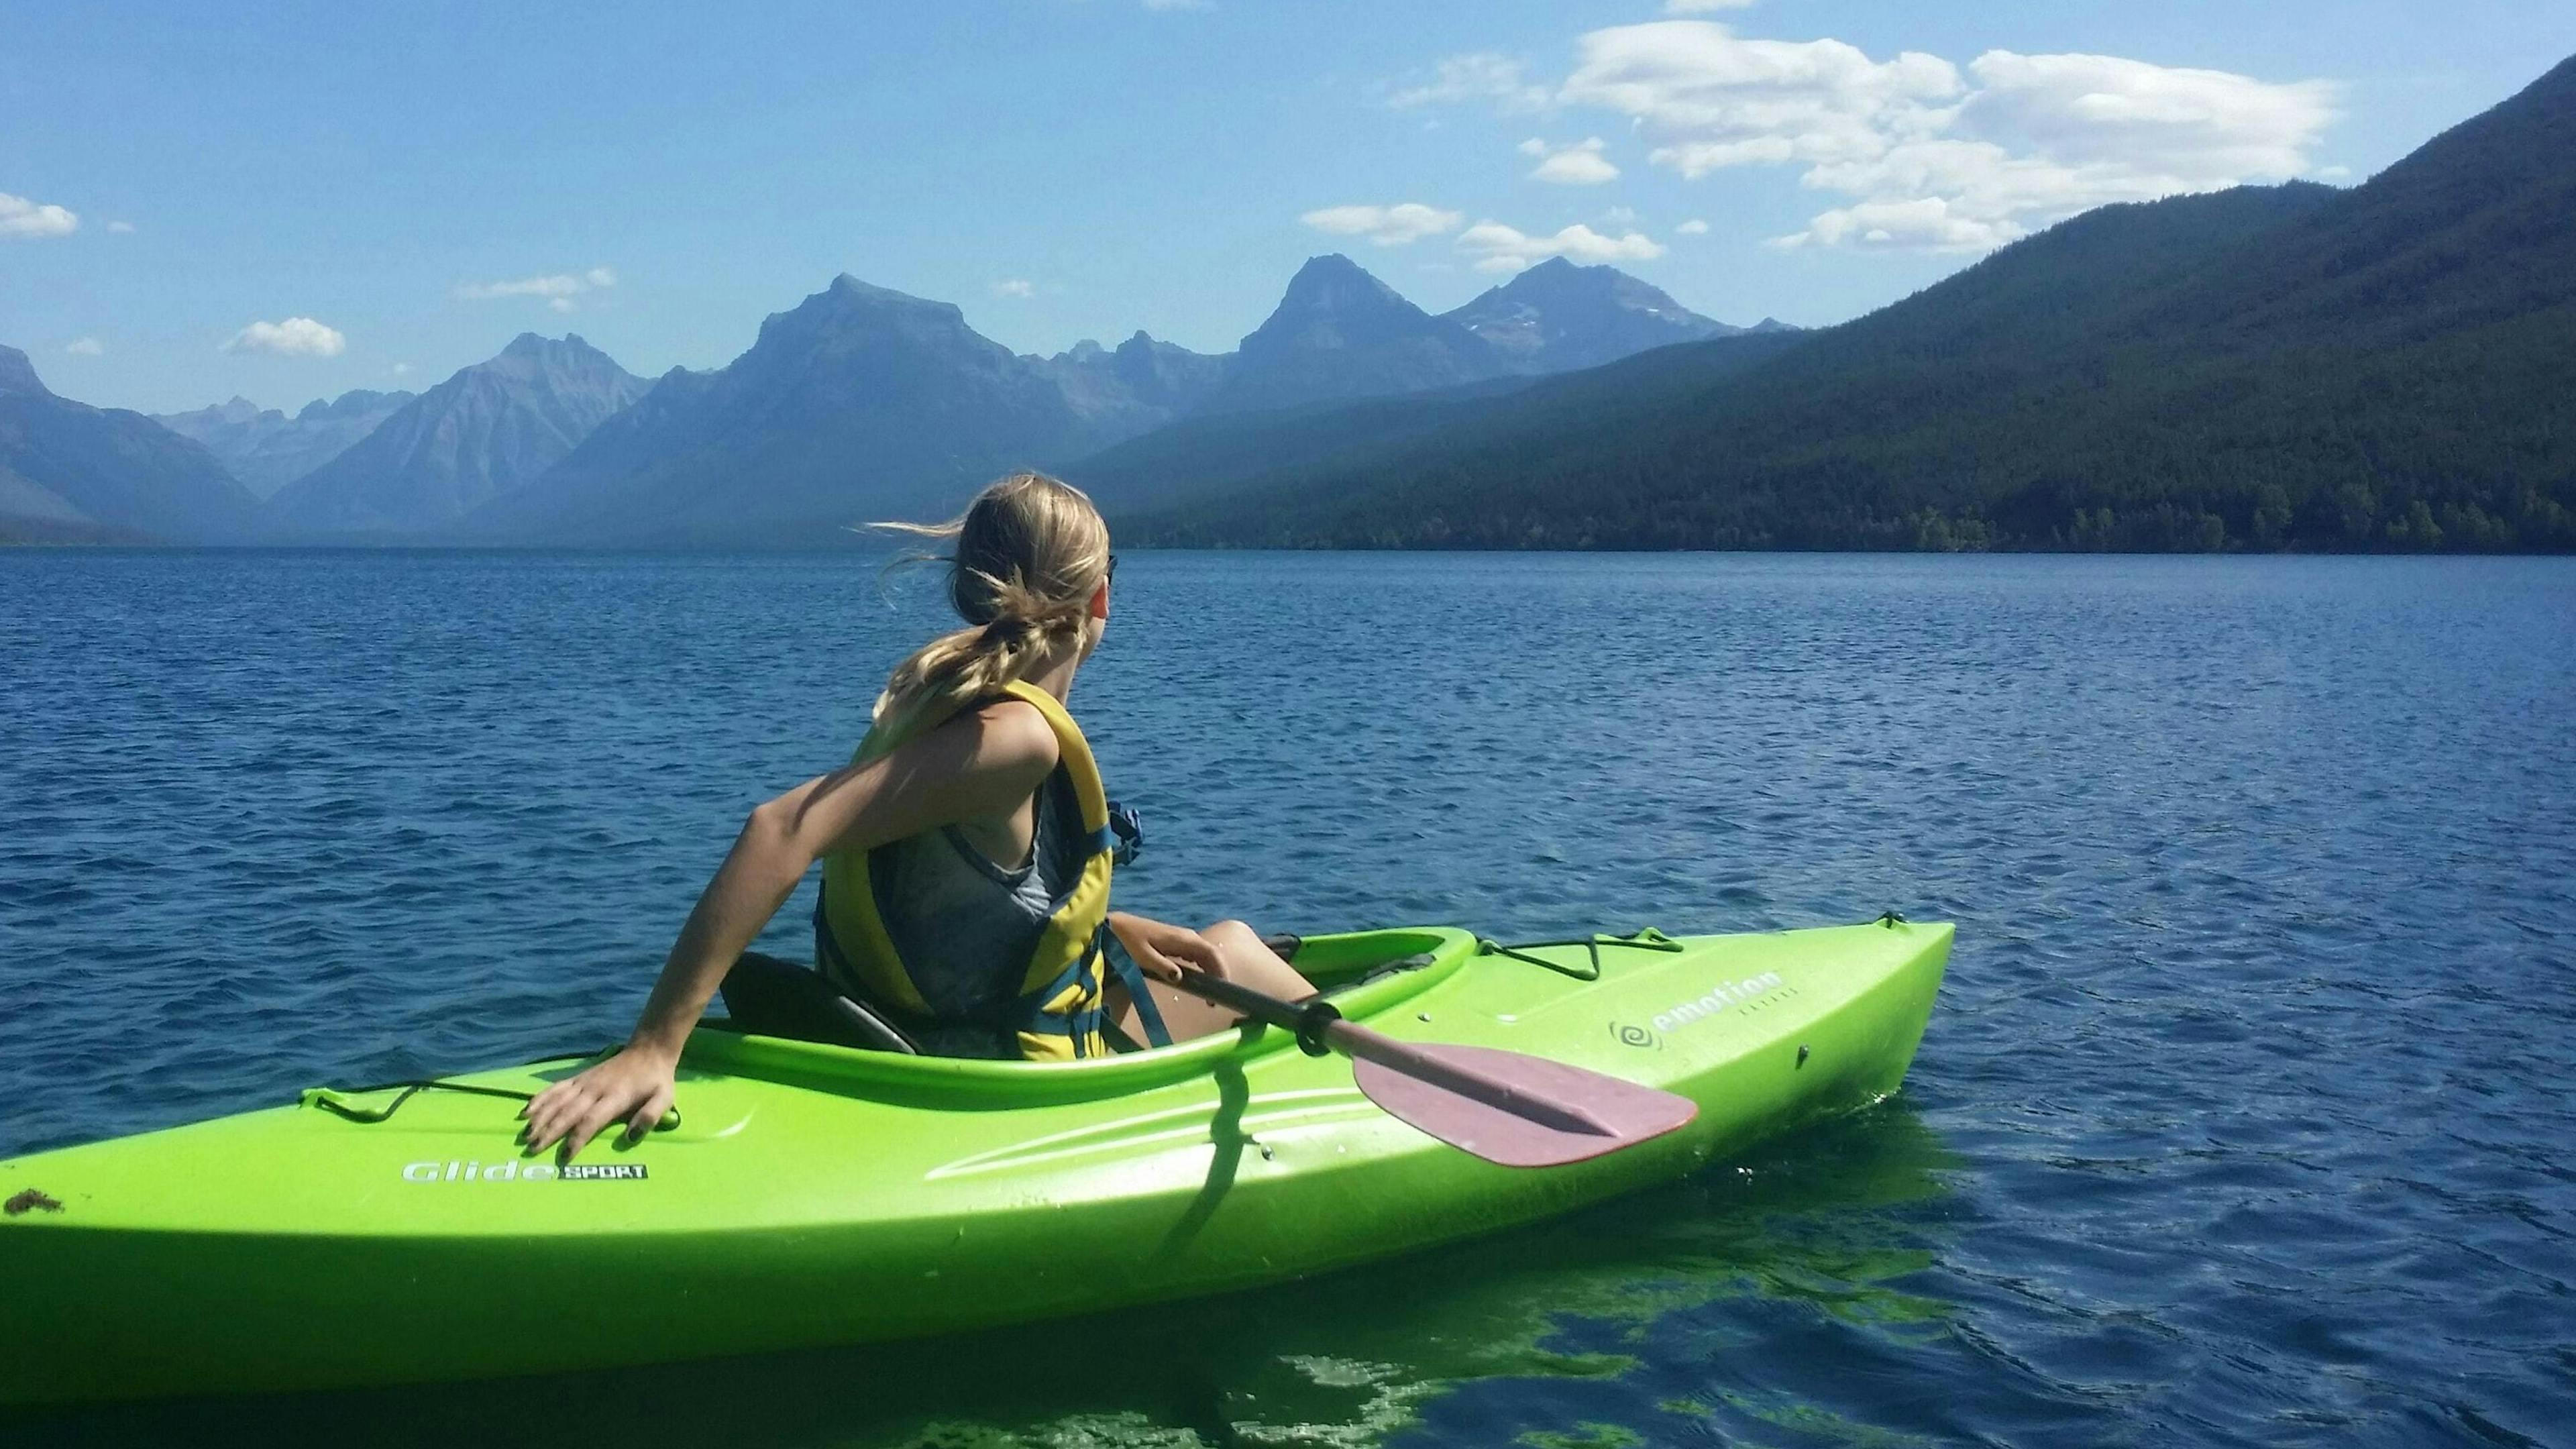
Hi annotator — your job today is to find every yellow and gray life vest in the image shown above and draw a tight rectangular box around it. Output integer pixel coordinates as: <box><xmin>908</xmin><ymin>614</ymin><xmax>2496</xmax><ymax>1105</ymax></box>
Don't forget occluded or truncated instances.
<box><xmin>815</xmin><ymin>680</ymin><xmax>1122</xmax><ymax>1061</ymax></box>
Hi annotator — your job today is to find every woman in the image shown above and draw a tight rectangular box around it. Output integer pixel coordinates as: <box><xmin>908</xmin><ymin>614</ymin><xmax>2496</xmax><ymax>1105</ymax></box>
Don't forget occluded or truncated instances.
<box><xmin>521</xmin><ymin>472</ymin><xmax>1316</xmax><ymax>1158</ymax></box>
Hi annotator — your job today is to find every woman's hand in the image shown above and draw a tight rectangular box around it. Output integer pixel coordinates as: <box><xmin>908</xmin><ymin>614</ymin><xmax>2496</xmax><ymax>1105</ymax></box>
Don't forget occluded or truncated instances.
<box><xmin>520</xmin><ymin>1045</ymin><xmax>678</xmax><ymax>1159</ymax></box>
<box><xmin>1108</xmin><ymin>912</ymin><xmax>1223</xmax><ymax>983</ymax></box>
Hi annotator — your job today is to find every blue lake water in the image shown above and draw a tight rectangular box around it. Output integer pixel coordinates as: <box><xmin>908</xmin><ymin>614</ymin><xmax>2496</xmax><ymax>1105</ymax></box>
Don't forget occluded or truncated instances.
<box><xmin>3</xmin><ymin>549</ymin><xmax>2573</xmax><ymax>1446</ymax></box>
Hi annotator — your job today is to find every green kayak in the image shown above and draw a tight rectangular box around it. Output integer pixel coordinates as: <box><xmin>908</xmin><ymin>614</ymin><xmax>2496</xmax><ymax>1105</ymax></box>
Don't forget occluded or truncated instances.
<box><xmin>0</xmin><ymin>918</ymin><xmax>1949</xmax><ymax>1406</ymax></box>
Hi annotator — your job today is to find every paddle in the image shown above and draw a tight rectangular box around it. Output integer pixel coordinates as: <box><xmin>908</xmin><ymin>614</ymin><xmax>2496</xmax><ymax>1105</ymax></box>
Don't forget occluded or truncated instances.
<box><xmin>1167</xmin><ymin>969</ymin><xmax>1698</xmax><ymax>1168</ymax></box>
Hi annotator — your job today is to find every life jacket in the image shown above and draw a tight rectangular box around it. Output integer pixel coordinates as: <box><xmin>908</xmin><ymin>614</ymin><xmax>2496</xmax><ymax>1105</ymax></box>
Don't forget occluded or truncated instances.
<box><xmin>814</xmin><ymin>679</ymin><xmax>1120</xmax><ymax>1061</ymax></box>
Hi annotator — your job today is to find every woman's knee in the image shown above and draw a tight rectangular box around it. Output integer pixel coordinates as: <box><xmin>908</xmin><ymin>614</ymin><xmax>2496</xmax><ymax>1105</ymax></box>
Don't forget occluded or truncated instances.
<box><xmin>1202</xmin><ymin>918</ymin><xmax>1263</xmax><ymax>951</ymax></box>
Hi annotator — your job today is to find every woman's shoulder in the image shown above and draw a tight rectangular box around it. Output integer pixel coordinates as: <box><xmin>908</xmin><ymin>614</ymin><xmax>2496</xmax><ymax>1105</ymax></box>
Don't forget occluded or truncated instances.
<box><xmin>946</xmin><ymin>695</ymin><xmax>1063</xmax><ymax>776</ymax></box>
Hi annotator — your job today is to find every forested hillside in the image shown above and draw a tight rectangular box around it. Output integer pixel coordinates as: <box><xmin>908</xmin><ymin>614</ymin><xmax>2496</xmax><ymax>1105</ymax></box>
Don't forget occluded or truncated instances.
<box><xmin>1067</xmin><ymin>333</ymin><xmax>1804</xmax><ymax>518</ymax></box>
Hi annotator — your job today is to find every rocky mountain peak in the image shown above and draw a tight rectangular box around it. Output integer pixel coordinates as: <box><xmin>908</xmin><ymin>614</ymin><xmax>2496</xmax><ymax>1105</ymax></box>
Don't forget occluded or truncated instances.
<box><xmin>294</xmin><ymin>389</ymin><xmax>411</xmax><ymax>423</ymax></box>
<box><xmin>203</xmin><ymin>395</ymin><xmax>272</xmax><ymax>423</ymax></box>
<box><xmin>1193</xmin><ymin>255</ymin><xmax>1511</xmax><ymax>415</ymax></box>
<box><xmin>1238</xmin><ymin>254</ymin><xmax>1460</xmax><ymax>362</ymax></box>
<box><xmin>751</xmin><ymin>276</ymin><xmax>979</xmax><ymax>360</ymax></box>
<box><xmin>1444</xmin><ymin>260</ymin><xmax>1735</xmax><ymax>370</ymax></box>
<box><xmin>488</xmin><ymin>332</ymin><xmax>613</xmax><ymax>370</ymax></box>
<box><xmin>0</xmin><ymin>345</ymin><xmax>53</xmax><ymax>397</ymax></box>
<box><xmin>824</xmin><ymin>274</ymin><xmax>959</xmax><ymax>317</ymax></box>
<box><xmin>1260</xmin><ymin>254</ymin><xmax>1413</xmax><ymax>324</ymax></box>
<box><xmin>265</xmin><ymin>334</ymin><xmax>651</xmax><ymax>534</ymax></box>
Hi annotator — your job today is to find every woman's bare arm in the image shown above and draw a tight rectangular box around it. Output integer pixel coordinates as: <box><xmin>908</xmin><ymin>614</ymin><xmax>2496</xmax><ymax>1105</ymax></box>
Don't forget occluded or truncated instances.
<box><xmin>519</xmin><ymin>702</ymin><xmax>1060</xmax><ymax>1157</ymax></box>
<box><xmin>1104</xmin><ymin>912</ymin><xmax>1222</xmax><ymax>981</ymax></box>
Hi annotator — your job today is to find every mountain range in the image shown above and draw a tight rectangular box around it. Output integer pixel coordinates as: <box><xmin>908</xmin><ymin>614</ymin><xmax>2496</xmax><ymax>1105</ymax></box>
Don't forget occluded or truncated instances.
<box><xmin>1194</xmin><ymin>254</ymin><xmax>1745</xmax><ymax>416</ymax></box>
<box><xmin>1</xmin><ymin>251</ymin><xmax>1758</xmax><ymax>546</ymax></box>
<box><xmin>471</xmin><ymin>258</ymin><xmax>1750</xmax><ymax>544</ymax></box>
<box><xmin>152</xmin><ymin>390</ymin><xmax>414</xmax><ymax>499</ymax></box>
<box><xmin>1</xmin><ymin>346</ymin><xmax>260</xmax><ymax>544</ymax></box>
<box><xmin>1124</xmin><ymin>52</ymin><xmax>2576</xmax><ymax>553</ymax></box>
<box><xmin>269</xmin><ymin>334</ymin><xmax>651</xmax><ymax>537</ymax></box>
<box><xmin>9</xmin><ymin>53</ymin><xmax>2570</xmax><ymax>555</ymax></box>
<box><xmin>470</xmin><ymin>278</ymin><xmax>1157</xmax><ymax>545</ymax></box>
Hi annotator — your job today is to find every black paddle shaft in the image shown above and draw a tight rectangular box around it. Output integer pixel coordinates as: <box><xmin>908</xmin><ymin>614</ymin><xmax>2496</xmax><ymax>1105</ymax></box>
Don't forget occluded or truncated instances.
<box><xmin>1170</xmin><ymin>971</ymin><xmax>1344</xmax><ymax>1055</ymax></box>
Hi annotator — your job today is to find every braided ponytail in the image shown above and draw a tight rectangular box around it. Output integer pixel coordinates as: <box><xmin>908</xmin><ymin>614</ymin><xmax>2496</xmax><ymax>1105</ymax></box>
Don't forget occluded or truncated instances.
<box><xmin>871</xmin><ymin>473</ymin><xmax>1112</xmax><ymax>734</ymax></box>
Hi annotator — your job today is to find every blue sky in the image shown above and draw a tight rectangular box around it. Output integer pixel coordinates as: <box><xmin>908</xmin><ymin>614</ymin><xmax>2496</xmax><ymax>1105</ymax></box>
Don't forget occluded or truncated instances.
<box><xmin>5</xmin><ymin>1</ymin><xmax>2569</xmax><ymax>413</ymax></box>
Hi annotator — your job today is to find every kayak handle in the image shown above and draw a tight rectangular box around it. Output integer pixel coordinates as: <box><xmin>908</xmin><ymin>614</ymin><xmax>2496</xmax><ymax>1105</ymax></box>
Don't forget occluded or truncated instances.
<box><xmin>303</xmin><ymin>1075</ymin><xmax>681</xmax><ymax>1133</ymax></box>
<box><xmin>1475</xmin><ymin>927</ymin><xmax>1683</xmax><ymax>981</ymax></box>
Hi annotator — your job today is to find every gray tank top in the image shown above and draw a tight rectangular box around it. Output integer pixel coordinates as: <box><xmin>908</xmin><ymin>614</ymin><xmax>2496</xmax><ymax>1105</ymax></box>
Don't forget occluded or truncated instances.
<box><xmin>865</xmin><ymin>769</ymin><xmax>1088</xmax><ymax>1057</ymax></box>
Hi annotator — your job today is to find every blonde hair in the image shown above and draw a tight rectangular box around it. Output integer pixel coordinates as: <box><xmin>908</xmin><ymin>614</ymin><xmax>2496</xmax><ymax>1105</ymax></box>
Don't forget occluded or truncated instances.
<box><xmin>871</xmin><ymin>472</ymin><xmax>1112</xmax><ymax>732</ymax></box>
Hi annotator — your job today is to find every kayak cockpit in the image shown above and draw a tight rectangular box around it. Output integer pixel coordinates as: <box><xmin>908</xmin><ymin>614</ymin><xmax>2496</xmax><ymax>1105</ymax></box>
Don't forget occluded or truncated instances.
<box><xmin>674</xmin><ymin>927</ymin><xmax>1479</xmax><ymax>1108</ymax></box>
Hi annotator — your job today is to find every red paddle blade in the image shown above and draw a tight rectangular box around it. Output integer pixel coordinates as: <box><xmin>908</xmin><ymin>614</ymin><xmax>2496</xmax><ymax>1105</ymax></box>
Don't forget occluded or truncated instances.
<box><xmin>1350</xmin><ymin>1044</ymin><xmax>1699</xmax><ymax>1168</ymax></box>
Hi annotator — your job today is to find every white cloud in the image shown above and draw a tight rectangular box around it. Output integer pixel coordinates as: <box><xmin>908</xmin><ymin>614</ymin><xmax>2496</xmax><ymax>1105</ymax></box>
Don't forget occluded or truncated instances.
<box><xmin>0</xmin><ymin>191</ymin><xmax>78</xmax><ymax>239</ymax></box>
<box><xmin>1457</xmin><ymin>220</ymin><xmax>1666</xmax><ymax>274</ymax></box>
<box><xmin>64</xmin><ymin>337</ymin><xmax>103</xmax><ymax>356</ymax></box>
<box><xmin>223</xmin><ymin>317</ymin><xmax>346</xmax><ymax>358</ymax></box>
<box><xmin>1551</xmin><ymin>21</ymin><xmax>2337</xmax><ymax>253</ymax></box>
<box><xmin>1771</xmin><ymin>195</ymin><xmax>2022</xmax><ymax>252</ymax></box>
<box><xmin>991</xmin><ymin>278</ymin><xmax>1036</xmax><ymax>299</ymax></box>
<box><xmin>453</xmin><ymin>267</ymin><xmax>619</xmax><ymax>308</ymax></box>
<box><xmin>1599</xmin><ymin>205</ymin><xmax>1640</xmax><ymax>225</ymax></box>
<box><xmin>1957</xmin><ymin>51</ymin><xmax>2334</xmax><ymax>180</ymax></box>
<box><xmin>455</xmin><ymin>275</ymin><xmax>579</xmax><ymax>299</ymax></box>
<box><xmin>1301</xmin><ymin>202</ymin><xmax>1464</xmax><ymax>246</ymax></box>
<box><xmin>392</xmin><ymin>362</ymin><xmax>413</xmax><ymax>376</ymax></box>
<box><xmin>1560</xmin><ymin>23</ymin><xmax>1961</xmax><ymax>178</ymax></box>
<box><xmin>1523</xmin><ymin>136</ymin><xmax>1621</xmax><ymax>184</ymax></box>
<box><xmin>1390</xmin><ymin>52</ymin><xmax>1550</xmax><ymax>112</ymax></box>
<box><xmin>1676</xmin><ymin>217</ymin><xmax>1711</xmax><ymax>234</ymax></box>
<box><xmin>106</xmin><ymin>220</ymin><xmax>136</xmax><ymax>234</ymax></box>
